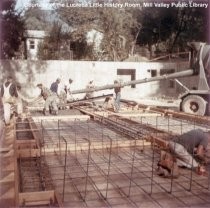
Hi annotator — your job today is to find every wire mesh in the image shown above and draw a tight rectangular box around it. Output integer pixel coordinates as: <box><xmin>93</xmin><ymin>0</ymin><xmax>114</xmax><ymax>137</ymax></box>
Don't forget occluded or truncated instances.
<box><xmin>18</xmin><ymin>115</ymin><xmax>210</xmax><ymax>207</ymax></box>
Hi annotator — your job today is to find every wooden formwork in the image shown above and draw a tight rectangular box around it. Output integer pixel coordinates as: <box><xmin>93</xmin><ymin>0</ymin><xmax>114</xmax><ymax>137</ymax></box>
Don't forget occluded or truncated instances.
<box><xmin>0</xmin><ymin>117</ymin><xmax>17</xmax><ymax>207</ymax></box>
<box><xmin>0</xmin><ymin>117</ymin><xmax>64</xmax><ymax>207</ymax></box>
<box><xmin>1</xmin><ymin>110</ymin><xmax>210</xmax><ymax>207</ymax></box>
<box><xmin>19</xmin><ymin>190</ymin><xmax>62</xmax><ymax>207</ymax></box>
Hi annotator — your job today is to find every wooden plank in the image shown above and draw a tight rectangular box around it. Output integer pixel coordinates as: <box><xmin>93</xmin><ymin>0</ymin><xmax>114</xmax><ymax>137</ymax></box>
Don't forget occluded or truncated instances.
<box><xmin>19</xmin><ymin>190</ymin><xmax>55</xmax><ymax>206</ymax></box>
<box><xmin>2</xmin><ymin>150</ymin><xmax>14</xmax><ymax>158</ymax></box>
<box><xmin>0</xmin><ymin>144</ymin><xmax>13</xmax><ymax>153</ymax></box>
<box><xmin>147</xmin><ymin>134</ymin><xmax>169</xmax><ymax>148</ymax></box>
<box><xmin>16</xmin><ymin>140</ymin><xmax>36</xmax><ymax>145</ymax></box>
<box><xmin>2</xmin><ymin>162</ymin><xmax>15</xmax><ymax>171</ymax></box>
<box><xmin>43</xmin><ymin>139</ymin><xmax>151</xmax><ymax>153</ymax></box>
<box><xmin>16</xmin><ymin>144</ymin><xmax>37</xmax><ymax>150</ymax></box>
<box><xmin>23</xmin><ymin>200</ymin><xmax>51</xmax><ymax>206</ymax></box>
<box><xmin>0</xmin><ymin>187</ymin><xmax>15</xmax><ymax>200</ymax></box>
<box><xmin>28</xmin><ymin>118</ymin><xmax>42</xmax><ymax>148</ymax></box>
<box><xmin>0</xmin><ymin>172</ymin><xmax>14</xmax><ymax>183</ymax></box>
<box><xmin>15</xmin><ymin>128</ymin><xmax>40</xmax><ymax>132</ymax></box>
<box><xmin>16</xmin><ymin>149</ymin><xmax>40</xmax><ymax>158</ymax></box>
<box><xmin>32</xmin><ymin>115</ymin><xmax>90</xmax><ymax>121</ymax></box>
<box><xmin>16</xmin><ymin>140</ymin><xmax>37</xmax><ymax>150</ymax></box>
<box><xmin>14</xmin><ymin>122</ymin><xmax>20</xmax><ymax>207</ymax></box>
<box><xmin>118</xmin><ymin>113</ymin><xmax>162</xmax><ymax>117</ymax></box>
<box><xmin>54</xmin><ymin>190</ymin><xmax>63</xmax><ymax>207</ymax></box>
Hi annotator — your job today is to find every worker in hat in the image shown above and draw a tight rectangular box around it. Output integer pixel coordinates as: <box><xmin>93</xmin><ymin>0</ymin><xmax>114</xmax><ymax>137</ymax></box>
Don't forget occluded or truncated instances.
<box><xmin>64</xmin><ymin>78</ymin><xmax>74</xmax><ymax>102</ymax></box>
<box><xmin>84</xmin><ymin>80</ymin><xmax>95</xmax><ymax>99</ymax></box>
<box><xmin>32</xmin><ymin>84</ymin><xmax>59</xmax><ymax>116</ymax></box>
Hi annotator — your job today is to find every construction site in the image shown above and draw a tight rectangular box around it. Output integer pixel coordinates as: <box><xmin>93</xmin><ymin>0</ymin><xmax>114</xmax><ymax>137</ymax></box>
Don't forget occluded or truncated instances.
<box><xmin>0</xmin><ymin>42</ymin><xmax>210</xmax><ymax>207</ymax></box>
<box><xmin>0</xmin><ymin>99</ymin><xmax>210</xmax><ymax>207</ymax></box>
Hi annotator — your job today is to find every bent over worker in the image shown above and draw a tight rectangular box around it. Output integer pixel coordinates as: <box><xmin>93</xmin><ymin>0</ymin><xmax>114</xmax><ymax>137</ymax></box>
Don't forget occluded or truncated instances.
<box><xmin>84</xmin><ymin>80</ymin><xmax>95</xmax><ymax>99</ymax></box>
<box><xmin>168</xmin><ymin>129</ymin><xmax>210</xmax><ymax>168</ymax></box>
<box><xmin>36</xmin><ymin>84</ymin><xmax>59</xmax><ymax>115</ymax></box>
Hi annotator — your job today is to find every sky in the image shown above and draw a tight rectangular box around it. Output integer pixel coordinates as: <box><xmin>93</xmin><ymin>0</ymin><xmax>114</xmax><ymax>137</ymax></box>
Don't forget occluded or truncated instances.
<box><xmin>15</xmin><ymin>0</ymin><xmax>52</xmax><ymax>11</ymax></box>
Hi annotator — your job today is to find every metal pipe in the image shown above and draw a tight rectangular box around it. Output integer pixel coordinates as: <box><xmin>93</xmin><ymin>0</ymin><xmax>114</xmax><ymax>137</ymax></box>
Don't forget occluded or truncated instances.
<box><xmin>174</xmin><ymin>78</ymin><xmax>189</xmax><ymax>91</ymax></box>
<box><xmin>105</xmin><ymin>135</ymin><xmax>112</xmax><ymax>199</ymax></box>
<box><xmin>19</xmin><ymin>157</ymin><xmax>23</xmax><ymax>192</ymax></box>
<box><xmin>61</xmin><ymin>136</ymin><xmax>68</xmax><ymax>202</ymax></box>
<box><xmin>127</xmin><ymin>138</ymin><xmax>137</xmax><ymax>197</ymax></box>
<box><xmin>81</xmin><ymin>137</ymin><xmax>91</xmax><ymax>201</ymax></box>
<box><xmin>150</xmin><ymin>138</ymin><xmax>155</xmax><ymax>194</ymax></box>
<box><xmin>71</xmin><ymin>69</ymin><xmax>194</xmax><ymax>94</ymax></box>
<box><xmin>58</xmin><ymin>120</ymin><xmax>61</xmax><ymax>157</ymax></box>
<box><xmin>89</xmin><ymin>150</ymin><xmax>138</xmax><ymax>207</ymax></box>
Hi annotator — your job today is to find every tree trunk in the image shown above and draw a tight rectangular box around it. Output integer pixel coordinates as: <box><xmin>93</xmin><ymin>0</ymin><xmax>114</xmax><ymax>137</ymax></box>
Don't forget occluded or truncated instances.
<box><xmin>130</xmin><ymin>26</ymin><xmax>141</xmax><ymax>56</ymax></box>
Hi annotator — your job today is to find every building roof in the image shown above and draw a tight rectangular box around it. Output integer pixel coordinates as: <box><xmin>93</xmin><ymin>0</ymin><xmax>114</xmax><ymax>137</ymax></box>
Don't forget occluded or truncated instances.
<box><xmin>24</xmin><ymin>30</ymin><xmax>47</xmax><ymax>39</ymax></box>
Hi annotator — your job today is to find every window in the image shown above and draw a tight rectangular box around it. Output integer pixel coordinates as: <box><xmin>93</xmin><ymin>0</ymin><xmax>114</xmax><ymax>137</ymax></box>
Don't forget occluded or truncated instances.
<box><xmin>151</xmin><ymin>70</ymin><xmax>157</xmax><ymax>77</ymax></box>
<box><xmin>117</xmin><ymin>69</ymin><xmax>136</xmax><ymax>88</ymax></box>
<box><xmin>29</xmin><ymin>40</ymin><xmax>35</xmax><ymax>49</ymax></box>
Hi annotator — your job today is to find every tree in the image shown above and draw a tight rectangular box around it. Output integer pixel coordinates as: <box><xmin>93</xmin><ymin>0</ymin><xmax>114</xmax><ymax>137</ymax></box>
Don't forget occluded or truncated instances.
<box><xmin>38</xmin><ymin>0</ymin><xmax>208</xmax><ymax>60</ymax></box>
<box><xmin>137</xmin><ymin>7</ymin><xmax>208</xmax><ymax>55</ymax></box>
<box><xmin>98</xmin><ymin>7</ymin><xmax>140</xmax><ymax>60</ymax></box>
<box><xmin>52</xmin><ymin>0</ymin><xmax>141</xmax><ymax>61</ymax></box>
<box><xmin>38</xmin><ymin>22</ymin><xmax>62</xmax><ymax>60</ymax></box>
<box><xmin>169</xmin><ymin>7</ymin><xmax>208</xmax><ymax>52</ymax></box>
<box><xmin>0</xmin><ymin>0</ymin><xmax>25</xmax><ymax>59</ymax></box>
<box><xmin>52</xmin><ymin>3</ymin><xmax>101</xmax><ymax>60</ymax></box>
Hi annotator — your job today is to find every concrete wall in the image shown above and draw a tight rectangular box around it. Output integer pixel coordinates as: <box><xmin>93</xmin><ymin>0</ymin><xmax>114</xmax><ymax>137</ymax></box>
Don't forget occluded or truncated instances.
<box><xmin>0</xmin><ymin>60</ymin><xmax>197</xmax><ymax>100</ymax></box>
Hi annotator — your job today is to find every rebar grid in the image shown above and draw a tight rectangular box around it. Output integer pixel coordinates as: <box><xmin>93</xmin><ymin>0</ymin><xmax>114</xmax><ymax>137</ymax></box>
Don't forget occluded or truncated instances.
<box><xmin>39</xmin><ymin>119</ymin><xmax>130</xmax><ymax>146</ymax></box>
<box><xmin>134</xmin><ymin>115</ymin><xmax>209</xmax><ymax>135</ymax></box>
<box><xmin>38</xmin><ymin>117</ymin><xmax>210</xmax><ymax>207</ymax></box>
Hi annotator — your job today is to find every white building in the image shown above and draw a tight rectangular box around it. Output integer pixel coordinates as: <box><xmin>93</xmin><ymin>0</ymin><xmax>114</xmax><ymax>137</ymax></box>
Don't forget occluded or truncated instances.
<box><xmin>86</xmin><ymin>29</ymin><xmax>103</xmax><ymax>53</ymax></box>
<box><xmin>24</xmin><ymin>30</ymin><xmax>46</xmax><ymax>60</ymax></box>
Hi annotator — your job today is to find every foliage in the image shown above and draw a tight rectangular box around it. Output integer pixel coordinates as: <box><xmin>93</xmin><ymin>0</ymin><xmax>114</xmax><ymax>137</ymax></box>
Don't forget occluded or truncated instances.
<box><xmin>0</xmin><ymin>0</ymin><xmax>25</xmax><ymax>59</ymax></box>
<box><xmin>137</xmin><ymin>7</ymin><xmax>208</xmax><ymax>54</ymax></box>
<box><xmin>36</xmin><ymin>0</ymin><xmax>208</xmax><ymax>60</ymax></box>
<box><xmin>52</xmin><ymin>0</ymin><xmax>141</xmax><ymax>61</ymax></box>
<box><xmin>98</xmin><ymin>7</ymin><xmax>140</xmax><ymax>60</ymax></box>
<box><xmin>38</xmin><ymin>22</ymin><xmax>65</xmax><ymax>60</ymax></box>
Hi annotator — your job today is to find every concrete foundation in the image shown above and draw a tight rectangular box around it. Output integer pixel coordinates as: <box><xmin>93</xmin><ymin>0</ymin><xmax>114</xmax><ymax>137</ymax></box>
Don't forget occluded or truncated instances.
<box><xmin>1</xmin><ymin>103</ymin><xmax>210</xmax><ymax>207</ymax></box>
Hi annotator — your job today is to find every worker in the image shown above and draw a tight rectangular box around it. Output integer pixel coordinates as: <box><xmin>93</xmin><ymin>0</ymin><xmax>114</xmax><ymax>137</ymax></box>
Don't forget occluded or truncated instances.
<box><xmin>50</xmin><ymin>78</ymin><xmax>61</xmax><ymax>95</ymax></box>
<box><xmin>64</xmin><ymin>78</ymin><xmax>73</xmax><ymax>94</ymax></box>
<box><xmin>102</xmin><ymin>96</ymin><xmax>114</xmax><ymax>110</ymax></box>
<box><xmin>0</xmin><ymin>76</ymin><xmax>22</xmax><ymax>124</ymax></box>
<box><xmin>1</xmin><ymin>76</ymin><xmax>18</xmax><ymax>103</ymax></box>
<box><xmin>84</xmin><ymin>80</ymin><xmax>94</xmax><ymax>99</ymax></box>
<box><xmin>36</xmin><ymin>84</ymin><xmax>59</xmax><ymax>115</ymax></box>
<box><xmin>113</xmin><ymin>80</ymin><xmax>121</xmax><ymax>113</ymax></box>
<box><xmin>157</xmin><ymin>129</ymin><xmax>210</xmax><ymax>177</ymax></box>
<box><xmin>64</xmin><ymin>78</ymin><xmax>74</xmax><ymax>102</ymax></box>
<box><xmin>168</xmin><ymin>129</ymin><xmax>210</xmax><ymax>168</ymax></box>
